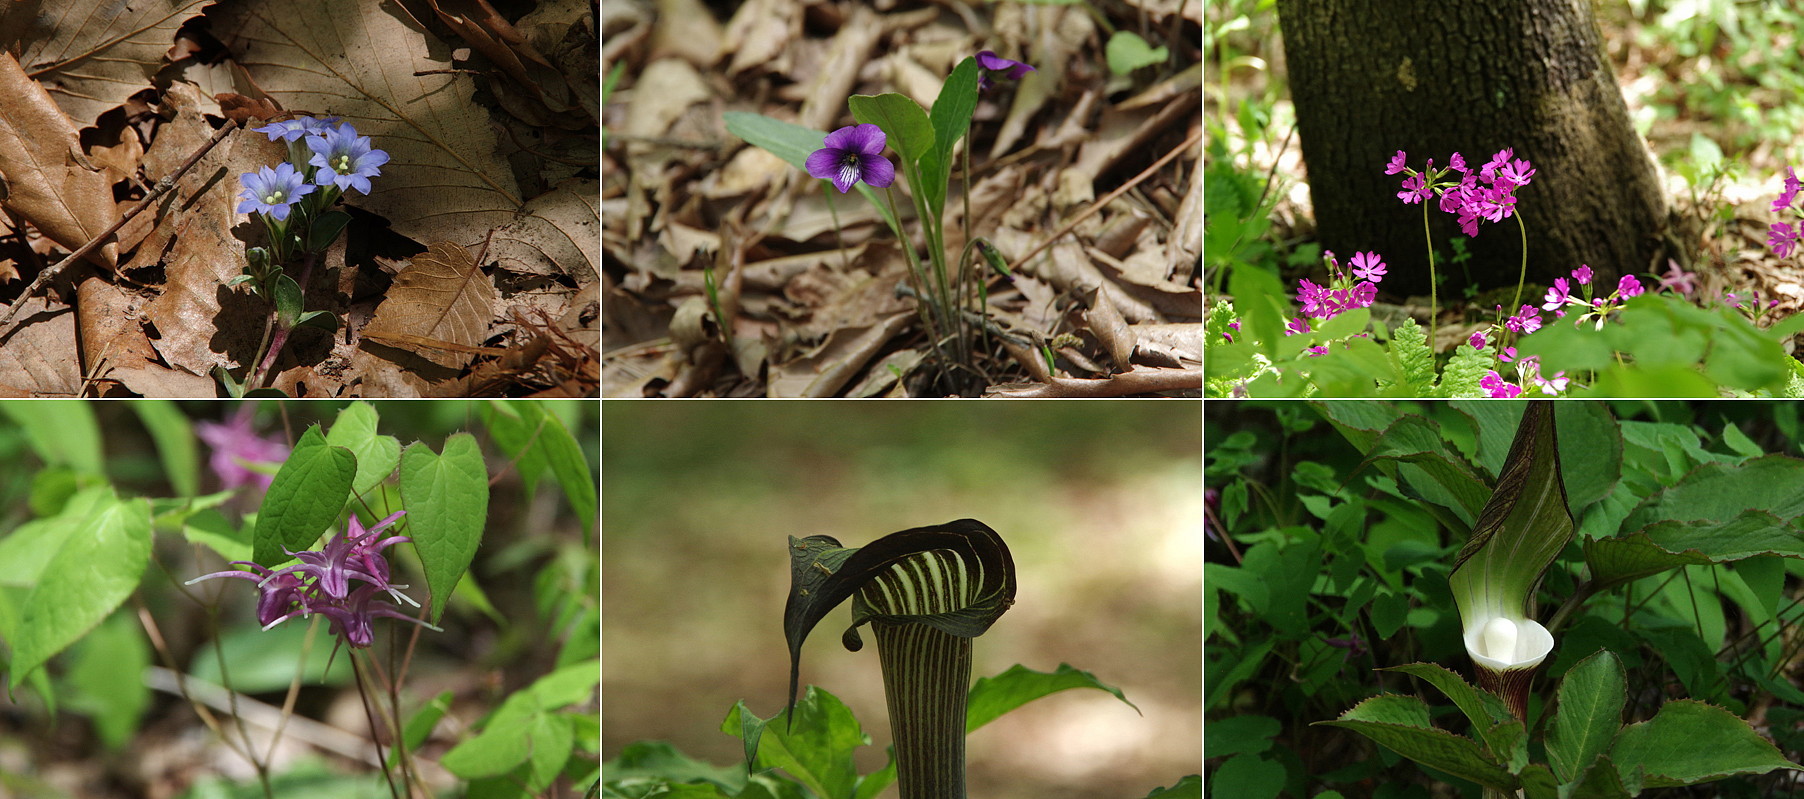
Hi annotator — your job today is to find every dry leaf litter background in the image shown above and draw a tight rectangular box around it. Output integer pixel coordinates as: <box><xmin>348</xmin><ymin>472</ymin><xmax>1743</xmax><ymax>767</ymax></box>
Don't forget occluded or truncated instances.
<box><xmin>0</xmin><ymin>0</ymin><xmax>598</xmax><ymax>396</ymax></box>
<box><xmin>602</xmin><ymin>0</ymin><xmax>1202</xmax><ymax>397</ymax></box>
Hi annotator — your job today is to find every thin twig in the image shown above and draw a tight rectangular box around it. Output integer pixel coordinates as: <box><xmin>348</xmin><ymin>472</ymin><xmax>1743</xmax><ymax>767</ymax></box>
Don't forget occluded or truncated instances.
<box><xmin>1005</xmin><ymin>126</ymin><xmax>1201</xmax><ymax>275</ymax></box>
<box><xmin>0</xmin><ymin>119</ymin><xmax>241</xmax><ymax>333</ymax></box>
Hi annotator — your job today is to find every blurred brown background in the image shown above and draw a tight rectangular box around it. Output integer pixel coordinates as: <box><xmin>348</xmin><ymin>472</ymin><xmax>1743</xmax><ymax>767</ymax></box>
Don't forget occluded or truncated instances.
<box><xmin>601</xmin><ymin>401</ymin><xmax>1201</xmax><ymax>798</ymax></box>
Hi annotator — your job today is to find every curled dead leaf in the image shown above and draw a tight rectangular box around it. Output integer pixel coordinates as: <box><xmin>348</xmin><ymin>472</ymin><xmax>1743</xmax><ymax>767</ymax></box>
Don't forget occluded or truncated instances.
<box><xmin>0</xmin><ymin>53</ymin><xmax>120</xmax><ymax>268</ymax></box>
<box><xmin>361</xmin><ymin>241</ymin><xmax>497</xmax><ymax>373</ymax></box>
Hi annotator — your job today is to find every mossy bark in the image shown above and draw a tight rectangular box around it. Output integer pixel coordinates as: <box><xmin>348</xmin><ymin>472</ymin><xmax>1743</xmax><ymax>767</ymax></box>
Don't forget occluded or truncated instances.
<box><xmin>1274</xmin><ymin>0</ymin><xmax>1667</xmax><ymax>300</ymax></box>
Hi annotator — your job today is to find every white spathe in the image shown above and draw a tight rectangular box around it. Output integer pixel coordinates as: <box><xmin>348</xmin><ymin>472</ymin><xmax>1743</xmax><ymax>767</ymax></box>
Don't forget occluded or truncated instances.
<box><xmin>1462</xmin><ymin>612</ymin><xmax>1554</xmax><ymax>671</ymax></box>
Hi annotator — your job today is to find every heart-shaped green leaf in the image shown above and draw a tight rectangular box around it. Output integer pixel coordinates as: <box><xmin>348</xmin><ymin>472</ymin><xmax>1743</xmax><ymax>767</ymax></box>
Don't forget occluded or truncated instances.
<box><xmin>252</xmin><ymin>425</ymin><xmax>355</xmax><ymax>566</ymax></box>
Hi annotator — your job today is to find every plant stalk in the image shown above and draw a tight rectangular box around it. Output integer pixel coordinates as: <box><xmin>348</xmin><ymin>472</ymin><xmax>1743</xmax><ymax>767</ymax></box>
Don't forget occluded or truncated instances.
<box><xmin>874</xmin><ymin>621</ymin><xmax>971</xmax><ymax>799</ymax></box>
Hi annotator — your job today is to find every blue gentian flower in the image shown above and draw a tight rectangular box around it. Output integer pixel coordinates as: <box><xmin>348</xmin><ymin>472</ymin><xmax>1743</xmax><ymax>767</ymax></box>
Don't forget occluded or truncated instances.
<box><xmin>252</xmin><ymin>116</ymin><xmax>342</xmax><ymax>142</ymax></box>
<box><xmin>307</xmin><ymin>123</ymin><xmax>390</xmax><ymax>195</ymax></box>
<box><xmin>237</xmin><ymin>162</ymin><xmax>316</xmax><ymax>221</ymax></box>
<box><xmin>975</xmin><ymin>50</ymin><xmax>1035</xmax><ymax>91</ymax></box>
<box><xmin>805</xmin><ymin>124</ymin><xmax>895</xmax><ymax>194</ymax></box>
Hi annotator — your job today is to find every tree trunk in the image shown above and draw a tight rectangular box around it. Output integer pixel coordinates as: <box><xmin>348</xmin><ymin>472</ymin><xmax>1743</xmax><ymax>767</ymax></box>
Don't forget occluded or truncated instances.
<box><xmin>1274</xmin><ymin>0</ymin><xmax>1667</xmax><ymax>303</ymax></box>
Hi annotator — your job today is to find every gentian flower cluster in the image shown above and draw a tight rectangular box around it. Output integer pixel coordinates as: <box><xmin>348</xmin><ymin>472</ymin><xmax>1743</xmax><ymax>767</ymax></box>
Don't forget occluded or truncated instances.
<box><xmin>239</xmin><ymin>116</ymin><xmax>387</xmax><ymax>221</ymax></box>
<box><xmin>186</xmin><ymin>511</ymin><xmax>440</xmax><ymax>648</ymax></box>
<box><xmin>1387</xmin><ymin>148</ymin><xmax>1536</xmax><ymax>237</ymax></box>
<box><xmin>1770</xmin><ymin>167</ymin><xmax>1801</xmax><ymax>259</ymax></box>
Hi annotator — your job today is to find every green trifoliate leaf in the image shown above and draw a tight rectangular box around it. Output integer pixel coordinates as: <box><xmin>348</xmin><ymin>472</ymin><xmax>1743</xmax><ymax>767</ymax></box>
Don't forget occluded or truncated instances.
<box><xmin>1449</xmin><ymin>401</ymin><xmax>1573</xmax><ymax>671</ymax></box>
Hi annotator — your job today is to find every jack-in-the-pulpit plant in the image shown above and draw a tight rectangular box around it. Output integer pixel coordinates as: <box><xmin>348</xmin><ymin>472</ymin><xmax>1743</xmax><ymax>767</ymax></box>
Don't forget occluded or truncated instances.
<box><xmin>725</xmin><ymin>50</ymin><xmax>1034</xmax><ymax>394</ymax></box>
<box><xmin>225</xmin><ymin>115</ymin><xmax>389</xmax><ymax>395</ymax></box>
<box><xmin>1318</xmin><ymin>402</ymin><xmax>1804</xmax><ymax>797</ymax></box>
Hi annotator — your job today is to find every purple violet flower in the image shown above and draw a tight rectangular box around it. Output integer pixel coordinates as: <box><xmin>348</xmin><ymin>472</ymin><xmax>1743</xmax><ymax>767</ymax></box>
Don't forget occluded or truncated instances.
<box><xmin>307</xmin><ymin>123</ymin><xmax>390</xmax><ymax>195</ymax></box>
<box><xmin>974</xmin><ymin>50</ymin><xmax>1036</xmax><ymax>91</ymax></box>
<box><xmin>237</xmin><ymin>162</ymin><xmax>316</xmax><ymax>221</ymax></box>
<box><xmin>195</xmin><ymin>409</ymin><xmax>290</xmax><ymax>493</ymax></box>
<box><xmin>806</xmin><ymin>124</ymin><xmax>896</xmax><ymax>194</ymax></box>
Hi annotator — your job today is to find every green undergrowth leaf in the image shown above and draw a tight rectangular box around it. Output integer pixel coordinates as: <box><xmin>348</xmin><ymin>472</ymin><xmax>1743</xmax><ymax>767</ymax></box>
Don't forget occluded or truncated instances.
<box><xmin>1585</xmin><ymin>510</ymin><xmax>1804</xmax><ymax>589</ymax></box>
<box><xmin>65</xmin><ymin>611</ymin><xmax>150</xmax><ymax>750</ymax></box>
<box><xmin>1105</xmin><ymin>31</ymin><xmax>1169</xmax><ymax>76</ymax></box>
<box><xmin>131</xmin><ymin>400</ymin><xmax>199</xmax><ymax>497</ymax></box>
<box><xmin>1546</xmin><ymin>650</ymin><xmax>1626</xmax><ymax>784</ymax></box>
<box><xmin>324</xmin><ymin>400</ymin><xmax>400</xmax><ymax>500</ymax></box>
<box><xmin>723</xmin><ymin>686</ymin><xmax>872</xmax><ymax>799</ymax></box>
<box><xmin>401</xmin><ymin>433</ymin><xmax>489</xmax><ymax>623</ymax></box>
<box><xmin>1610</xmin><ymin>699</ymin><xmax>1804</xmax><ymax>787</ymax></box>
<box><xmin>965</xmin><ymin>663</ymin><xmax>1139</xmax><ymax>733</ymax></box>
<box><xmin>252</xmin><ymin>425</ymin><xmax>354</xmax><ymax>567</ymax></box>
<box><xmin>847</xmin><ymin>93</ymin><xmax>933</xmax><ymax>171</ymax></box>
<box><xmin>1313</xmin><ymin>694</ymin><xmax>1515</xmax><ymax>790</ymax></box>
<box><xmin>1386</xmin><ymin>318</ymin><xmax>1435</xmax><ymax>394</ymax></box>
<box><xmin>9</xmin><ymin>492</ymin><xmax>151</xmax><ymax>689</ymax></box>
<box><xmin>919</xmin><ymin>57</ymin><xmax>978</xmax><ymax>219</ymax></box>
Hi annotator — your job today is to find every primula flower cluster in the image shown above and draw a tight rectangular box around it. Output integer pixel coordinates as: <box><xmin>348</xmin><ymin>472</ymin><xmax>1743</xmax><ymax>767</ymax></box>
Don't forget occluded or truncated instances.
<box><xmin>1539</xmin><ymin>264</ymin><xmax>1643</xmax><ymax>330</ymax></box>
<box><xmin>1286</xmin><ymin>250</ymin><xmax>1387</xmax><ymax>356</ymax></box>
<box><xmin>238</xmin><ymin>116</ymin><xmax>389</xmax><ymax>222</ymax></box>
<box><xmin>187</xmin><ymin>511</ymin><xmax>439</xmax><ymax>648</ymax></box>
<box><xmin>1388</xmin><ymin>148</ymin><xmax>1536</xmax><ymax>237</ymax></box>
<box><xmin>1769</xmin><ymin>167</ymin><xmax>1801</xmax><ymax>259</ymax></box>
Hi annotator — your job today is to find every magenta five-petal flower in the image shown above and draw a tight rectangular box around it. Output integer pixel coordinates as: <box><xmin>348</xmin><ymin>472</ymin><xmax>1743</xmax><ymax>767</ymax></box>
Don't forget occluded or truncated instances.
<box><xmin>806</xmin><ymin>124</ymin><xmax>896</xmax><ymax>194</ymax></box>
<box><xmin>1350</xmin><ymin>251</ymin><xmax>1387</xmax><ymax>282</ymax></box>
<box><xmin>1469</xmin><ymin>330</ymin><xmax>1487</xmax><ymax>350</ymax></box>
<box><xmin>1572</xmin><ymin>265</ymin><xmax>1593</xmax><ymax>285</ymax></box>
<box><xmin>1542</xmin><ymin>277</ymin><xmax>1572</xmax><ymax>311</ymax></box>
<box><xmin>1616</xmin><ymin>275</ymin><xmax>1644</xmax><ymax>299</ymax></box>
<box><xmin>1480</xmin><ymin>371</ymin><xmax>1523</xmax><ymax>398</ymax></box>
<box><xmin>1773</xmin><ymin>167</ymin><xmax>1801</xmax><ymax>214</ymax></box>
<box><xmin>1770</xmin><ymin>222</ymin><xmax>1799</xmax><ymax>259</ymax></box>
<box><xmin>1384</xmin><ymin>150</ymin><xmax>1408</xmax><ymax>175</ymax></box>
<box><xmin>974</xmin><ymin>50</ymin><xmax>1035</xmax><ymax>91</ymax></box>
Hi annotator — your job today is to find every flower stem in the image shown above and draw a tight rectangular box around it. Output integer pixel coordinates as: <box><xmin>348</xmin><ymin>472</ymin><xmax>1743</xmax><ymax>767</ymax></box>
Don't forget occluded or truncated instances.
<box><xmin>874</xmin><ymin>621</ymin><xmax>972</xmax><ymax>799</ymax></box>
<box><xmin>1512</xmin><ymin>212</ymin><xmax>1528</xmax><ymax>313</ymax></box>
<box><xmin>1422</xmin><ymin>201</ymin><xmax>1438</xmax><ymax>351</ymax></box>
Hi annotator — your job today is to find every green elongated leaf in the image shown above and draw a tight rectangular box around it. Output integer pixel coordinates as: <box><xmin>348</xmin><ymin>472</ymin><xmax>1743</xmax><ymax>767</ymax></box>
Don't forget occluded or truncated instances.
<box><xmin>1211</xmin><ymin>754</ymin><xmax>1281</xmax><ymax>799</ymax></box>
<box><xmin>130</xmin><ymin>400</ymin><xmax>198</xmax><ymax>497</ymax></box>
<box><xmin>273</xmin><ymin>273</ymin><xmax>305</xmax><ymax>328</ymax></box>
<box><xmin>252</xmin><ymin>426</ymin><xmax>355</xmax><ymax>567</ymax></box>
<box><xmin>1626</xmin><ymin>454</ymin><xmax>1804</xmax><ymax>529</ymax></box>
<box><xmin>0</xmin><ymin>485</ymin><xmax>113</xmax><ymax>588</ymax></box>
<box><xmin>600</xmin><ymin>740</ymin><xmax>746</xmax><ymax>793</ymax></box>
<box><xmin>1610</xmin><ymin>699</ymin><xmax>1804</xmax><ymax>787</ymax></box>
<box><xmin>65</xmin><ymin>611</ymin><xmax>150</xmax><ymax>750</ymax></box>
<box><xmin>1366</xmin><ymin>415</ymin><xmax>1490</xmax><ymax>526</ymax></box>
<box><xmin>782</xmin><ymin>519</ymin><xmax>1014</xmax><ymax>725</ymax></box>
<box><xmin>1313</xmin><ymin>694</ymin><xmax>1516</xmax><ymax>790</ymax></box>
<box><xmin>1546</xmin><ymin>649</ymin><xmax>1626</xmax><ymax>784</ymax></box>
<box><xmin>181</xmin><ymin>508</ymin><xmax>252</xmax><ymax>564</ymax></box>
<box><xmin>482</xmin><ymin>402</ymin><xmax>595</xmax><ymax>530</ymax></box>
<box><xmin>1450</xmin><ymin>402</ymin><xmax>1574</xmax><ymax>626</ymax></box>
<box><xmin>918</xmin><ymin>57</ymin><xmax>979</xmax><ymax>218</ymax></box>
<box><xmin>538</xmin><ymin>409</ymin><xmax>596</xmax><ymax>531</ymax></box>
<box><xmin>1</xmin><ymin>401</ymin><xmax>102</xmax><ymax>477</ymax></box>
<box><xmin>847</xmin><ymin>93</ymin><xmax>934</xmax><ymax>170</ymax></box>
<box><xmin>1379</xmin><ymin>662</ymin><xmax>1514</xmax><ymax>751</ymax></box>
<box><xmin>1141</xmin><ymin>774</ymin><xmax>1201</xmax><ymax>799</ymax></box>
<box><xmin>722</xmin><ymin>686</ymin><xmax>870</xmax><ymax>799</ymax></box>
<box><xmin>722</xmin><ymin>111</ymin><xmax>900</xmax><ymax>232</ymax></box>
<box><xmin>1516</xmin><ymin>762</ymin><xmax>1561</xmax><ymax>799</ymax></box>
<box><xmin>1203</xmin><ymin>715</ymin><xmax>1279</xmax><ymax>758</ymax></box>
<box><xmin>400</xmin><ymin>434</ymin><xmax>489</xmax><ymax>623</ymax></box>
<box><xmin>403</xmin><ymin>690</ymin><xmax>456</xmax><ymax>751</ymax></box>
<box><xmin>1585</xmin><ymin>510</ymin><xmax>1804</xmax><ymax>589</ymax></box>
<box><xmin>10</xmin><ymin>494</ymin><xmax>152</xmax><ymax>688</ymax></box>
<box><xmin>965</xmin><ymin>663</ymin><xmax>1139</xmax><ymax>733</ymax></box>
<box><xmin>1313</xmin><ymin>404</ymin><xmax>1474</xmax><ymax>537</ymax></box>
<box><xmin>324</xmin><ymin>400</ymin><xmax>401</xmax><ymax>499</ymax></box>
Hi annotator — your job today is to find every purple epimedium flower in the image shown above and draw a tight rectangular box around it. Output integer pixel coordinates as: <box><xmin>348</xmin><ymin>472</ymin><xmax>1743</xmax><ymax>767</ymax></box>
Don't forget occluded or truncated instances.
<box><xmin>237</xmin><ymin>162</ymin><xmax>316</xmax><ymax>221</ymax></box>
<box><xmin>974</xmin><ymin>50</ymin><xmax>1035</xmax><ymax>91</ymax></box>
<box><xmin>307</xmin><ymin>123</ymin><xmax>390</xmax><ymax>196</ymax></box>
<box><xmin>806</xmin><ymin>124</ymin><xmax>896</xmax><ymax>194</ymax></box>
<box><xmin>195</xmin><ymin>408</ymin><xmax>289</xmax><ymax>492</ymax></box>
<box><xmin>188</xmin><ymin>510</ymin><xmax>439</xmax><ymax>649</ymax></box>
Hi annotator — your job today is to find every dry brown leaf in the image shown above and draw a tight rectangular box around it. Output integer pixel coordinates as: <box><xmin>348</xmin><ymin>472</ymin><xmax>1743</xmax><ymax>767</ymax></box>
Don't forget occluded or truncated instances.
<box><xmin>0</xmin><ymin>0</ymin><xmax>211</xmax><ymax>125</ymax></box>
<box><xmin>985</xmin><ymin>366</ymin><xmax>1201</xmax><ymax>398</ymax></box>
<box><xmin>215</xmin><ymin>92</ymin><xmax>284</xmax><ymax>124</ymax></box>
<box><xmin>722</xmin><ymin>0</ymin><xmax>797</xmax><ymax>78</ymax></box>
<box><xmin>0</xmin><ymin>297</ymin><xmax>82</xmax><ymax>396</ymax></box>
<box><xmin>767</xmin><ymin>310</ymin><xmax>913</xmax><ymax>397</ymax></box>
<box><xmin>76</xmin><ymin>276</ymin><xmax>160</xmax><ymax>381</ymax></box>
<box><xmin>361</xmin><ymin>241</ymin><xmax>496</xmax><ymax>372</ymax></box>
<box><xmin>213</xmin><ymin>0</ymin><xmax>523</xmax><ymax>246</ymax></box>
<box><xmin>488</xmin><ymin>178</ymin><xmax>599</xmax><ymax>283</ymax></box>
<box><xmin>0</xmin><ymin>53</ymin><xmax>120</xmax><ymax>268</ymax></box>
<box><xmin>649</xmin><ymin>0</ymin><xmax>723</xmax><ymax>68</ymax></box>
